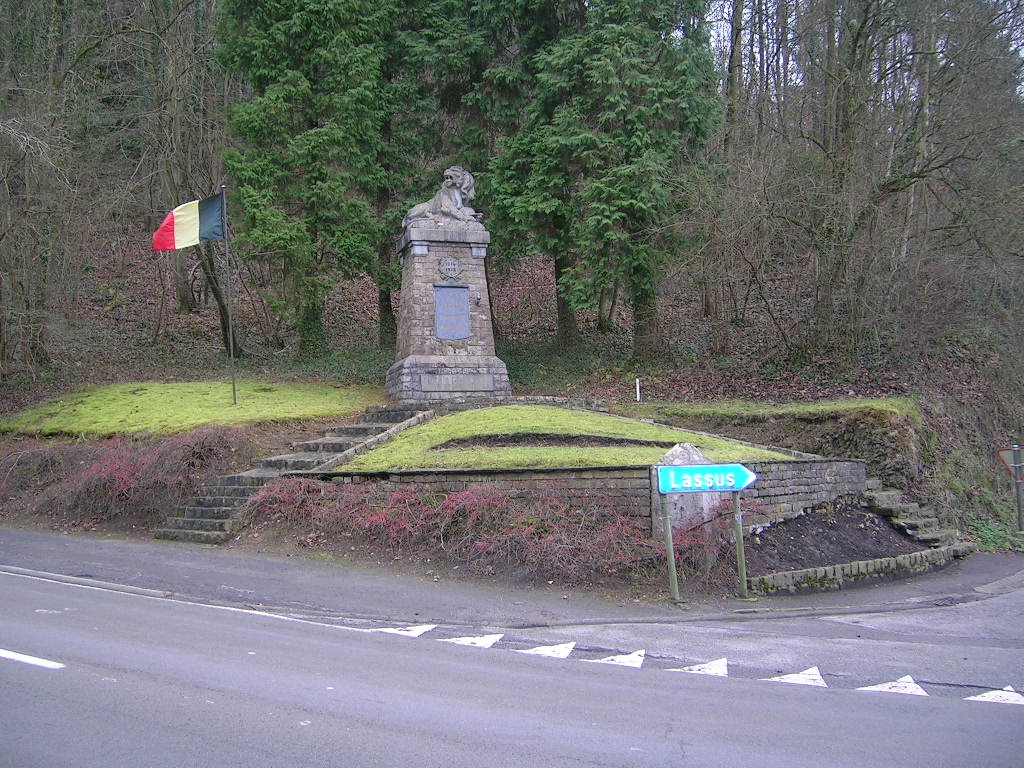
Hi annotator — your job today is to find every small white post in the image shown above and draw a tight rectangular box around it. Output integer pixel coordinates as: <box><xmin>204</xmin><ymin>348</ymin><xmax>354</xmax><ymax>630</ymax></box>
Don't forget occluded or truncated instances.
<box><xmin>636</xmin><ymin>378</ymin><xmax>641</xmax><ymax>402</ymax></box>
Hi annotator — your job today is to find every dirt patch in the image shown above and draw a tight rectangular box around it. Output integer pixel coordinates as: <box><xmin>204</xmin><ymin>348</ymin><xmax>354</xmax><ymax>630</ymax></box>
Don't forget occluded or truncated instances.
<box><xmin>743</xmin><ymin>501</ymin><xmax>925</xmax><ymax>576</ymax></box>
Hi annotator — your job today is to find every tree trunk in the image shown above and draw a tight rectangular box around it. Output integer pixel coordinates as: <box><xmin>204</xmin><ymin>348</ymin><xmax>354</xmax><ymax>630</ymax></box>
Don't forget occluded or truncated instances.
<box><xmin>597</xmin><ymin>282</ymin><xmax>619</xmax><ymax>332</ymax></box>
<box><xmin>630</xmin><ymin>277</ymin><xmax>659</xmax><ymax>363</ymax></box>
<box><xmin>378</xmin><ymin>284</ymin><xmax>397</xmax><ymax>348</ymax></box>
<box><xmin>552</xmin><ymin>251</ymin><xmax>579</xmax><ymax>347</ymax></box>
<box><xmin>297</xmin><ymin>300</ymin><xmax>326</xmax><ymax>357</ymax></box>
<box><xmin>723</xmin><ymin>0</ymin><xmax>745</xmax><ymax>159</ymax></box>
<box><xmin>170</xmin><ymin>251</ymin><xmax>196</xmax><ymax>313</ymax></box>
<box><xmin>376</xmin><ymin>238</ymin><xmax>397</xmax><ymax>349</ymax></box>
<box><xmin>198</xmin><ymin>243</ymin><xmax>243</xmax><ymax>358</ymax></box>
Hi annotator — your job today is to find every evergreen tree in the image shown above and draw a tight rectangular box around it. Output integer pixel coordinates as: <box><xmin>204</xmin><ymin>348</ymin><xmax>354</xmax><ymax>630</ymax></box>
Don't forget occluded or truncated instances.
<box><xmin>217</xmin><ymin>0</ymin><xmax>442</xmax><ymax>352</ymax></box>
<box><xmin>484</xmin><ymin>0</ymin><xmax>720</xmax><ymax>360</ymax></box>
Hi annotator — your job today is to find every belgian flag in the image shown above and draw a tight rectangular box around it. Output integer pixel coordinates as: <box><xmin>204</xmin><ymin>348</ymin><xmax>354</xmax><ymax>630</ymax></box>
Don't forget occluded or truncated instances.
<box><xmin>152</xmin><ymin>192</ymin><xmax>225</xmax><ymax>251</ymax></box>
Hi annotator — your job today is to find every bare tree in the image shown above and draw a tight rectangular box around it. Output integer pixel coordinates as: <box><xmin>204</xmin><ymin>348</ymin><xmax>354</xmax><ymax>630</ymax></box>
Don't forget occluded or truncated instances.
<box><xmin>696</xmin><ymin>0</ymin><xmax>1023</xmax><ymax>359</ymax></box>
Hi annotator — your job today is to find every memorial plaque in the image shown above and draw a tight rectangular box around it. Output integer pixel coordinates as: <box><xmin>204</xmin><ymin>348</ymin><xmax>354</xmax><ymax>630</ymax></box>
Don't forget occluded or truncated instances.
<box><xmin>434</xmin><ymin>284</ymin><xmax>470</xmax><ymax>340</ymax></box>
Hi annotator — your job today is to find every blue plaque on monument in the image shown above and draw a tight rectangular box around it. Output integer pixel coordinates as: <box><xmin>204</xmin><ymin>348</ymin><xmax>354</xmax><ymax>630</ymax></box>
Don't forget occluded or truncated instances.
<box><xmin>434</xmin><ymin>284</ymin><xmax>470</xmax><ymax>340</ymax></box>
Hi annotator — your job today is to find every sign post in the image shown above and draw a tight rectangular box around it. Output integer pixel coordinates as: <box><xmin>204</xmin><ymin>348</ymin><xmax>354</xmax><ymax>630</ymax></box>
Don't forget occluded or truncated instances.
<box><xmin>997</xmin><ymin>445</ymin><xmax>1023</xmax><ymax>532</ymax></box>
<box><xmin>656</xmin><ymin>463</ymin><xmax>757</xmax><ymax>600</ymax></box>
<box><xmin>731</xmin><ymin>492</ymin><xmax>749</xmax><ymax>598</ymax></box>
<box><xmin>660</xmin><ymin>493</ymin><xmax>680</xmax><ymax>602</ymax></box>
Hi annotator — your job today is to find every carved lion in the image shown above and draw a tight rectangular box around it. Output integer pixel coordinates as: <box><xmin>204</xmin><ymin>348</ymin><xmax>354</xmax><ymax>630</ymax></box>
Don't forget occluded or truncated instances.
<box><xmin>403</xmin><ymin>166</ymin><xmax>483</xmax><ymax>228</ymax></box>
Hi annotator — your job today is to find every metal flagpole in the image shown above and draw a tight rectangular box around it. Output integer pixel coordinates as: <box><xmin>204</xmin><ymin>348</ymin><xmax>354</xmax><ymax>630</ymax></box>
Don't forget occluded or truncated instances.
<box><xmin>220</xmin><ymin>183</ymin><xmax>237</xmax><ymax>406</ymax></box>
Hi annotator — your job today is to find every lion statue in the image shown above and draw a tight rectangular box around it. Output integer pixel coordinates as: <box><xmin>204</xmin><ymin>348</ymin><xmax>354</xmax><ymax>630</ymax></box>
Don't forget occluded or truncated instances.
<box><xmin>402</xmin><ymin>166</ymin><xmax>484</xmax><ymax>229</ymax></box>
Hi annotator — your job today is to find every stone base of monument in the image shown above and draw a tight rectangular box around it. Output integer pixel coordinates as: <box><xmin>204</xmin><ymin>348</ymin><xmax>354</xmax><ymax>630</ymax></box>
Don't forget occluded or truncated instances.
<box><xmin>386</xmin><ymin>354</ymin><xmax>511</xmax><ymax>404</ymax></box>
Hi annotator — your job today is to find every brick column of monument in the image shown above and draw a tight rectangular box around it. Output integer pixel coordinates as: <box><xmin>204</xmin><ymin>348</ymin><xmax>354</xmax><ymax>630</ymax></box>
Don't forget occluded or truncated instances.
<box><xmin>385</xmin><ymin>166</ymin><xmax>511</xmax><ymax>404</ymax></box>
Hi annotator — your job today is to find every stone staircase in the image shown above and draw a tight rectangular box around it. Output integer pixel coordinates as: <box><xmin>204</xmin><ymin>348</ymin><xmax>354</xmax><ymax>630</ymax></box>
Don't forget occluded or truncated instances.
<box><xmin>862</xmin><ymin>485</ymin><xmax>960</xmax><ymax>548</ymax></box>
<box><xmin>154</xmin><ymin>406</ymin><xmax>431</xmax><ymax>544</ymax></box>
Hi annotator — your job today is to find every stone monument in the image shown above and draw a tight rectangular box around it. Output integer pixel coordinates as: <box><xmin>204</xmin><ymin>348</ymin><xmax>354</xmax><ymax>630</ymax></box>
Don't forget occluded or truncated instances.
<box><xmin>385</xmin><ymin>166</ymin><xmax>512</xmax><ymax>404</ymax></box>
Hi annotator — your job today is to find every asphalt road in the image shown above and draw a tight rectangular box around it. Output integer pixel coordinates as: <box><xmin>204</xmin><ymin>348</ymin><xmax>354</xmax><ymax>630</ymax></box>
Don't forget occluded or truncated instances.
<box><xmin>1</xmin><ymin>529</ymin><xmax>1022</xmax><ymax>766</ymax></box>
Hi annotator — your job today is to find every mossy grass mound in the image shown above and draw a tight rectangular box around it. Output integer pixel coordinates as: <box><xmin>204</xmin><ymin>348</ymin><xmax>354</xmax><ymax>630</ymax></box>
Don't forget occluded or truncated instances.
<box><xmin>0</xmin><ymin>381</ymin><xmax>387</xmax><ymax>438</ymax></box>
<box><xmin>340</xmin><ymin>405</ymin><xmax>789</xmax><ymax>471</ymax></box>
<box><xmin>618</xmin><ymin>396</ymin><xmax>922</xmax><ymax>427</ymax></box>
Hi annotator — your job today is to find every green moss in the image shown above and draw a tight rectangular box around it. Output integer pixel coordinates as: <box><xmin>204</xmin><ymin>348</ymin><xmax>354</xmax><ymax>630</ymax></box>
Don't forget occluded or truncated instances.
<box><xmin>0</xmin><ymin>382</ymin><xmax>387</xmax><ymax>437</ymax></box>
<box><xmin>341</xmin><ymin>405</ymin><xmax>789</xmax><ymax>471</ymax></box>
<box><xmin>618</xmin><ymin>396</ymin><xmax>922</xmax><ymax>428</ymax></box>
<box><xmin>968</xmin><ymin>516</ymin><xmax>1024</xmax><ymax>552</ymax></box>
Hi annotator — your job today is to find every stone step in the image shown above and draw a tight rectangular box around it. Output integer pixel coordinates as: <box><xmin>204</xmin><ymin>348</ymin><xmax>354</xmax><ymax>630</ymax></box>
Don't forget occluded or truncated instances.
<box><xmin>220</xmin><ymin>468</ymin><xmax>282</xmax><ymax>486</ymax></box>
<box><xmin>863</xmin><ymin>489</ymin><xmax>905</xmax><ymax>509</ymax></box>
<box><xmin>915</xmin><ymin>528</ymin><xmax>959</xmax><ymax>547</ymax></box>
<box><xmin>362</xmin><ymin>408</ymin><xmax>424</xmax><ymax>423</ymax></box>
<box><xmin>163</xmin><ymin>517</ymin><xmax>235</xmax><ymax>532</ymax></box>
<box><xmin>190</xmin><ymin>495</ymin><xmax>252</xmax><ymax>509</ymax></box>
<box><xmin>868</xmin><ymin>500</ymin><xmax>921</xmax><ymax>518</ymax></box>
<box><xmin>154</xmin><ymin>528</ymin><xmax>232</xmax><ymax>544</ymax></box>
<box><xmin>196</xmin><ymin>485</ymin><xmax>258</xmax><ymax>499</ymax></box>
<box><xmin>890</xmin><ymin>516</ymin><xmax>940</xmax><ymax>533</ymax></box>
<box><xmin>259</xmin><ymin>452</ymin><xmax>334</xmax><ymax>470</ymax></box>
<box><xmin>293</xmin><ymin>437</ymin><xmax>360</xmax><ymax>453</ymax></box>
<box><xmin>325</xmin><ymin>424</ymin><xmax>389</xmax><ymax>438</ymax></box>
<box><xmin>181</xmin><ymin>505</ymin><xmax>236</xmax><ymax>520</ymax></box>
<box><xmin>157</xmin><ymin>405</ymin><xmax>435</xmax><ymax>546</ymax></box>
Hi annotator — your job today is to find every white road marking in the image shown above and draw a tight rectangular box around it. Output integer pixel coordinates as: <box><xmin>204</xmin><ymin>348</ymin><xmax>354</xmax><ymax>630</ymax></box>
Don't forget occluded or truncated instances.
<box><xmin>515</xmin><ymin>642</ymin><xmax>577</xmax><ymax>659</ymax></box>
<box><xmin>669</xmin><ymin>658</ymin><xmax>729</xmax><ymax>677</ymax></box>
<box><xmin>374</xmin><ymin>624</ymin><xmax>438</xmax><ymax>637</ymax></box>
<box><xmin>4</xmin><ymin>569</ymin><xmax>1014</xmax><ymax>702</ymax></box>
<box><xmin>0</xmin><ymin>647</ymin><xmax>65</xmax><ymax>670</ymax></box>
<box><xmin>584</xmin><ymin>649</ymin><xmax>646</xmax><ymax>668</ymax></box>
<box><xmin>440</xmin><ymin>634</ymin><xmax>504</xmax><ymax>648</ymax></box>
<box><xmin>964</xmin><ymin>686</ymin><xmax>1024</xmax><ymax>705</ymax></box>
<box><xmin>762</xmin><ymin>667</ymin><xmax>828</xmax><ymax>687</ymax></box>
<box><xmin>857</xmin><ymin>675</ymin><xmax>928</xmax><ymax>696</ymax></box>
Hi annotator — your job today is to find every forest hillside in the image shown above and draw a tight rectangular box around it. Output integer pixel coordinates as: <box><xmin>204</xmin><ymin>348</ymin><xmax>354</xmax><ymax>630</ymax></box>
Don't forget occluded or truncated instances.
<box><xmin>2</xmin><ymin>1</ymin><xmax>1022</xmax><ymax>542</ymax></box>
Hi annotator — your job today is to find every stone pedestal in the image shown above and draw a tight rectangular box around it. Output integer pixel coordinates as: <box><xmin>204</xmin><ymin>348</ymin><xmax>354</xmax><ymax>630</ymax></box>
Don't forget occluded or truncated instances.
<box><xmin>386</xmin><ymin>225</ymin><xmax>511</xmax><ymax>404</ymax></box>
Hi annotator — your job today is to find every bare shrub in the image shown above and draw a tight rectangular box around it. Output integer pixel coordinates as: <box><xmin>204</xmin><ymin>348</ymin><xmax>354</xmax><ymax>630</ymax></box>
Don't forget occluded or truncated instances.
<box><xmin>669</xmin><ymin>511</ymin><xmax>736</xmax><ymax>589</ymax></box>
<box><xmin>0</xmin><ymin>439</ymin><xmax>100</xmax><ymax>495</ymax></box>
<box><xmin>244</xmin><ymin>479</ymin><xmax>665</xmax><ymax>586</ymax></box>
<box><xmin>3</xmin><ymin>427</ymin><xmax>258</xmax><ymax>530</ymax></box>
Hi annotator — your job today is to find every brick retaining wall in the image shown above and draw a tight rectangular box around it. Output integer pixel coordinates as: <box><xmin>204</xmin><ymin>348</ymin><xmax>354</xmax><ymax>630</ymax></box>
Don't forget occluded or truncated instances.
<box><xmin>314</xmin><ymin>456</ymin><xmax>867</xmax><ymax>533</ymax></box>
<box><xmin>742</xmin><ymin>458</ymin><xmax>867</xmax><ymax>531</ymax></box>
<box><xmin>323</xmin><ymin>466</ymin><xmax>653</xmax><ymax>518</ymax></box>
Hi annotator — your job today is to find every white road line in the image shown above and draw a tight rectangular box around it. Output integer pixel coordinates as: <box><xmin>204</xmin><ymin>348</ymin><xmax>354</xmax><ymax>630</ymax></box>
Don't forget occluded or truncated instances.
<box><xmin>440</xmin><ymin>634</ymin><xmax>505</xmax><ymax>648</ymax></box>
<box><xmin>0</xmin><ymin>647</ymin><xmax>65</xmax><ymax>670</ymax></box>
<box><xmin>515</xmin><ymin>642</ymin><xmax>577</xmax><ymax>659</ymax></box>
<box><xmin>762</xmin><ymin>667</ymin><xmax>828</xmax><ymax>687</ymax></box>
<box><xmin>375</xmin><ymin>624</ymin><xmax>438</xmax><ymax>638</ymax></box>
<box><xmin>668</xmin><ymin>657</ymin><xmax>729</xmax><ymax>677</ymax></box>
<box><xmin>857</xmin><ymin>675</ymin><xmax>929</xmax><ymax>696</ymax></box>
<box><xmin>964</xmin><ymin>686</ymin><xmax>1024</xmax><ymax>705</ymax></box>
<box><xmin>584</xmin><ymin>649</ymin><xmax>646</xmax><ymax>668</ymax></box>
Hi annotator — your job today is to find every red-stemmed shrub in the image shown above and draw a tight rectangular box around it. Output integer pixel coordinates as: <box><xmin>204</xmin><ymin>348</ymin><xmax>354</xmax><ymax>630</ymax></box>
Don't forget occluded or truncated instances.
<box><xmin>1</xmin><ymin>427</ymin><xmax>259</xmax><ymax>530</ymax></box>
<box><xmin>243</xmin><ymin>478</ymin><xmax>665</xmax><ymax>586</ymax></box>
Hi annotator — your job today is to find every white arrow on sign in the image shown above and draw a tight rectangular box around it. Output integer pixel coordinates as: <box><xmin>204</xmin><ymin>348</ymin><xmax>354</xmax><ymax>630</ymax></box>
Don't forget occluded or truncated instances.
<box><xmin>657</xmin><ymin>463</ymin><xmax>757</xmax><ymax>494</ymax></box>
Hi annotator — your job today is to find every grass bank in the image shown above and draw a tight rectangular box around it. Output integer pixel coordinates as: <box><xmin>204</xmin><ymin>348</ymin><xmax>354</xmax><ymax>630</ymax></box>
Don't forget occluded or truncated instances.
<box><xmin>0</xmin><ymin>381</ymin><xmax>386</xmax><ymax>437</ymax></box>
<box><xmin>340</xmin><ymin>405</ymin><xmax>790</xmax><ymax>470</ymax></box>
